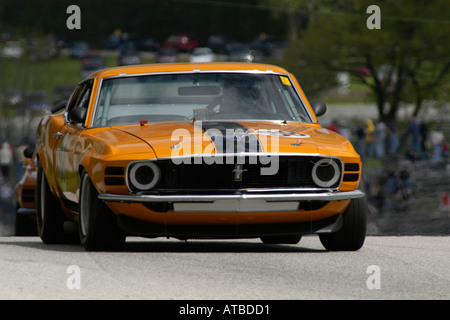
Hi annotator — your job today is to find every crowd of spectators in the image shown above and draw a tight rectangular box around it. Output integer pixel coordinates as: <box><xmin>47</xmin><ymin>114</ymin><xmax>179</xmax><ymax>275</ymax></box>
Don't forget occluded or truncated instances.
<box><xmin>326</xmin><ymin>116</ymin><xmax>449</xmax><ymax>219</ymax></box>
<box><xmin>328</xmin><ymin>116</ymin><xmax>448</xmax><ymax>163</ymax></box>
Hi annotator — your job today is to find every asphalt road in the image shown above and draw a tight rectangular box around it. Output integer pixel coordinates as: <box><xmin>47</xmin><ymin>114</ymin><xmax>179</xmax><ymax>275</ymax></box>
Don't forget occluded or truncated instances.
<box><xmin>0</xmin><ymin>235</ymin><xmax>448</xmax><ymax>300</ymax></box>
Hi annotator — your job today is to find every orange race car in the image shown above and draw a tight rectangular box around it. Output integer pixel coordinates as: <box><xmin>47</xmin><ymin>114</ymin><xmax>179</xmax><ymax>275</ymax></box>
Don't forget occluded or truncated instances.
<box><xmin>14</xmin><ymin>147</ymin><xmax>38</xmax><ymax>236</ymax></box>
<box><xmin>34</xmin><ymin>62</ymin><xmax>366</xmax><ymax>251</ymax></box>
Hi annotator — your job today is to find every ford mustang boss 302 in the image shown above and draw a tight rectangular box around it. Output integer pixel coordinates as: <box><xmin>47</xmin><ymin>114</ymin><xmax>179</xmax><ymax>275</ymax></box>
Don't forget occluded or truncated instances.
<box><xmin>35</xmin><ymin>62</ymin><xmax>367</xmax><ymax>251</ymax></box>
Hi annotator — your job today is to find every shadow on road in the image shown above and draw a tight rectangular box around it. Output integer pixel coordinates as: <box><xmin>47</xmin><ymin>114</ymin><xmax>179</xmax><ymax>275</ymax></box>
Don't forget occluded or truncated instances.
<box><xmin>0</xmin><ymin>236</ymin><xmax>326</xmax><ymax>253</ymax></box>
<box><xmin>120</xmin><ymin>238</ymin><xmax>325</xmax><ymax>253</ymax></box>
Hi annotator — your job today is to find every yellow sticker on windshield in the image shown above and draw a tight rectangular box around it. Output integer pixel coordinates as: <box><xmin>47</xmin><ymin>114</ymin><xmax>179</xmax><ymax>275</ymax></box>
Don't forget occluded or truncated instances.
<box><xmin>280</xmin><ymin>76</ymin><xmax>292</xmax><ymax>86</ymax></box>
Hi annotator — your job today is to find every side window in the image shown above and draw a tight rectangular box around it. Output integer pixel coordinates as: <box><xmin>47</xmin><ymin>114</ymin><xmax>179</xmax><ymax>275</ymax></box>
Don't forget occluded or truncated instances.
<box><xmin>67</xmin><ymin>80</ymin><xmax>93</xmax><ymax>124</ymax></box>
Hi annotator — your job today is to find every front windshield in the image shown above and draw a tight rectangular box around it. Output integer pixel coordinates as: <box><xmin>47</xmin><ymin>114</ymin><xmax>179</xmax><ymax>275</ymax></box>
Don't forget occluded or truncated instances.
<box><xmin>92</xmin><ymin>72</ymin><xmax>313</xmax><ymax>127</ymax></box>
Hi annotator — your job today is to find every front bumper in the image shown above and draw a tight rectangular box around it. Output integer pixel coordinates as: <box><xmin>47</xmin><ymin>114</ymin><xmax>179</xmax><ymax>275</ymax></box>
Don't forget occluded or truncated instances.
<box><xmin>99</xmin><ymin>190</ymin><xmax>365</xmax><ymax>212</ymax></box>
<box><xmin>100</xmin><ymin>190</ymin><xmax>365</xmax><ymax>238</ymax></box>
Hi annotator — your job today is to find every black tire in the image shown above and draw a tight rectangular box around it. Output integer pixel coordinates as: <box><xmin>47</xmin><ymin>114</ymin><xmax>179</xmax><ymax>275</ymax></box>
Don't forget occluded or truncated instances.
<box><xmin>319</xmin><ymin>196</ymin><xmax>367</xmax><ymax>251</ymax></box>
<box><xmin>36</xmin><ymin>161</ymin><xmax>65</xmax><ymax>243</ymax></box>
<box><xmin>260</xmin><ymin>235</ymin><xmax>302</xmax><ymax>245</ymax></box>
<box><xmin>78</xmin><ymin>170</ymin><xmax>126</xmax><ymax>251</ymax></box>
<box><xmin>15</xmin><ymin>205</ymin><xmax>37</xmax><ymax>236</ymax></box>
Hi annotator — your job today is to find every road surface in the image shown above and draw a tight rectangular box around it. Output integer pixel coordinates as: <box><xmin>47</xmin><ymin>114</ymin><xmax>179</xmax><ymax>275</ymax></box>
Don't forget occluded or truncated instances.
<box><xmin>0</xmin><ymin>235</ymin><xmax>448</xmax><ymax>300</ymax></box>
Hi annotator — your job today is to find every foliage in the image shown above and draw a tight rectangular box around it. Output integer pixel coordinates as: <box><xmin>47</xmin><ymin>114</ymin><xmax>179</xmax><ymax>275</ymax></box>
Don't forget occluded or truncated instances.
<box><xmin>276</xmin><ymin>0</ymin><xmax>450</xmax><ymax>121</ymax></box>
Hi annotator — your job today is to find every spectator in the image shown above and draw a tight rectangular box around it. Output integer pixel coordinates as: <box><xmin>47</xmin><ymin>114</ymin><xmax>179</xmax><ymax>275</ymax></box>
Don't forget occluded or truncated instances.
<box><xmin>386</xmin><ymin>120</ymin><xmax>399</xmax><ymax>155</ymax></box>
<box><xmin>356</xmin><ymin>122</ymin><xmax>366</xmax><ymax>158</ymax></box>
<box><xmin>375</xmin><ymin>120</ymin><xmax>387</xmax><ymax>158</ymax></box>
<box><xmin>338</xmin><ymin>122</ymin><xmax>351</xmax><ymax>140</ymax></box>
<box><xmin>442</xmin><ymin>141</ymin><xmax>448</xmax><ymax>161</ymax></box>
<box><xmin>405</xmin><ymin>116</ymin><xmax>420</xmax><ymax>154</ymax></box>
<box><xmin>14</xmin><ymin>142</ymin><xmax>30</xmax><ymax>181</ymax></box>
<box><xmin>430</xmin><ymin>126</ymin><xmax>444</xmax><ymax>163</ymax></box>
<box><xmin>365</xmin><ymin>119</ymin><xmax>375</xmax><ymax>158</ymax></box>
<box><xmin>0</xmin><ymin>141</ymin><xmax>13</xmax><ymax>180</ymax></box>
<box><xmin>419</xmin><ymin>120</ymin><xmax>429</xmax><ymax>154</ymax></box>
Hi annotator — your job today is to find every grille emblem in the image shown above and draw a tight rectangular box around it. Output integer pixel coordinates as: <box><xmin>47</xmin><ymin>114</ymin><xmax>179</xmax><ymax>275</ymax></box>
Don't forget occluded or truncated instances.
<box><xmin>233</xmin><ymin>164</ymin><xmax>248</xmax><ymax>181</ymax></box>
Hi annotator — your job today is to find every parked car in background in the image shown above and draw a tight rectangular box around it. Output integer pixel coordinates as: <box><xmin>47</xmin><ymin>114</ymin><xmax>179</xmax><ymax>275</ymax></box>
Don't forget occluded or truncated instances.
<box><xmin>207</xmin><ymin>35</ymin><xmax>230</xmax><ymax>54</ymax></box>
<box><xmin>118</xmin><ymin>43</ymin><xmax>141</xmax><ymax>66</ymax></box>
<box><xmin>189</xmin><ymin>47</ymin><xmax>215</xmax><ymax>63</ymax></box>
<box><xmin>27</xmin><ymin>35</ymin><xmax>59</xmax><ymax>61</ymax></box>
<box><xmin>156</xmin><ymin>47</ymin><xmax>178</xmax><ymax>63</ymax></box>
<box><xmin>34</xmin><ymin>62</ymin><xmax>366</xmax><ymax>251</ymax></box>
<box><xmin>163</xmin><ymin>34</ymin><xmax>198</xmax><ymax>52</ymax></box>
<box><xmin>1</xmin><ymin>88</ymin><xmax>23</xmax><ymax>106</ymax></box>
<box><xmin>228</xmin><ymin>44</ymin><xmax>263</xmax><ymax>63</ymax></box>
<box><xmin>53</xmin><ymin>84</ymin><xmax>75</xmax><ymax>104</ymax></box>
<box><xmin>70</xmin><ymin>41</ymin><xmax>89</xmax><ymax>59</ymax></box>
<box><xmin>1</xmin><ymin>41</ymin><xmax>24</xmax><ymax>59</ymax></box>
<box><xmin>81</xmin><ymin>50</ymin><xmax>106</xmax><ymax>79</ymax></box>
<box><xmin>139</xmin><ymin>38</ymin><xmax>160</xmax><ymax>52</ymax></box>
<box><xmin>251</xmin><ymin>33</ymin><xmax>280</xmax><ymax>57</ymax></box>
<box><xmin>21</xmin><ymin>90</ymin><xmax>51</xmax><ymax>114</ymax></box>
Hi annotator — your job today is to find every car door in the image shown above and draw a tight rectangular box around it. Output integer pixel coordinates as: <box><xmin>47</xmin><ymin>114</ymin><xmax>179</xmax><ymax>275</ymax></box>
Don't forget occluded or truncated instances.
<box><xmin>53</xmin><ymin>80</ymin><xmax>93</xmax><ymax>204</ymax></box>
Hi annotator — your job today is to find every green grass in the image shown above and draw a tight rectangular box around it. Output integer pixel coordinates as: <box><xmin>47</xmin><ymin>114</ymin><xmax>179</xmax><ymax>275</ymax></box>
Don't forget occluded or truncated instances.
<box><xmin>0</xmin><ymin>52</ymin><xmax>158</xmax><ymax>103</ymax></box>
<box><xmin>0</xmin><ymin>55</ymin><xmax>82</xmax><ymax>100</ymax></box>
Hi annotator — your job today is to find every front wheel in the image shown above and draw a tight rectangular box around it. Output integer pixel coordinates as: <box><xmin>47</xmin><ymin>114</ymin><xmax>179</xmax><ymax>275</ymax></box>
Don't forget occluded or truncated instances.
<box><xmin>36</xmin><ymin>161</ymin><xmax>65</xmax><ymax>243</ymax></box>
<box><xmin>319</xmin><ymin>196</ymin><xmax>367</xmax><ymax>251</ymax></box>
<box><xmin>78</xmin><ymin>170</ymin><xmax>126</xmax><ymax>251</ymax></box>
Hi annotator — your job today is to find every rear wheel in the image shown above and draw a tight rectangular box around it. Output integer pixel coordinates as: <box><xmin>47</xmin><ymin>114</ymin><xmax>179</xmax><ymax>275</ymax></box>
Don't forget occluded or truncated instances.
<box><xmin>36</xmin><ymin>161</ymin><xmax>65</xmax><ymax>243</ymax></box>
<box><xmin>319</xmin><ymin>196</ymin><xmax>367</xmax><ymax>251</ymax></box>
<box><xmin>260</xmin><ymin>235</ymin><xmax>302</xmax><ymax>245</ymax></box>
<box><xmin>79</xmin><ymin>170</ymin><xmax>126</xmax><ymax>251</ymax></box>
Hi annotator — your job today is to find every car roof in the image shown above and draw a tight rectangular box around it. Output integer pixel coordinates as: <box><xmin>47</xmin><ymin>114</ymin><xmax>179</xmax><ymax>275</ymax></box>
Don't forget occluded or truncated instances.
<box><xmin>87</xmin><ymin>62</ymin><xmax>290</xmax><ymax>79</ymax></box>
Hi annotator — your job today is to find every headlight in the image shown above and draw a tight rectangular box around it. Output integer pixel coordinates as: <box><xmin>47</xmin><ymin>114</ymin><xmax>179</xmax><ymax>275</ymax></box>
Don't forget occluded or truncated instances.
<box><xmin>312</xmin><ymin>158</ymin><xmax>340</xmax><ymax>188</ymax></box>
<box><xmin>128</xmin><ymin>162</ymin><xmax>161</xmax><ymax>191</ymax></box>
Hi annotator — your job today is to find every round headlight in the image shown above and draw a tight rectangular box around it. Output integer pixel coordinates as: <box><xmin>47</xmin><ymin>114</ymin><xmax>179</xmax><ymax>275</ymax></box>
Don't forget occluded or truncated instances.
<box><xmin>129</xmin><ymin>162</ymin><xmax>161</xmax><ymax>191</ymax></box>
<box><xmin>312</xmin><ymin>158</ymin><xmax>340</xmax><ymax>188</ymax></box>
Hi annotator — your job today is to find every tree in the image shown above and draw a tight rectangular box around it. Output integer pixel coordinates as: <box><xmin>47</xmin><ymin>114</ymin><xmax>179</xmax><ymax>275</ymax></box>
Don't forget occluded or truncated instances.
<box><xmin>260</xmin><ymin>0</ymin><xmax>318</xmax><ymax>42</ymax></box>
<box><xmin>279</xmin><ymin>0</ymin><xmax>450</xmax><ymax>122</ymax></box>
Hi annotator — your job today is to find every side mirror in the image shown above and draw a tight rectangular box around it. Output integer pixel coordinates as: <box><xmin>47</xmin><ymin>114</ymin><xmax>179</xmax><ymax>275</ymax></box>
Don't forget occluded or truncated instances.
<box><xmin>23</xmin><ymin>146</ymin><xmax>34</xmax><ymax>159</ymax></box>
<box><xmin>311</xmin><ymin>101</ymin><xmax>327</xmax><ymax>117</ymax></box>
<box><xmin>51</xmin><ymin>101</ymin><xmax>67</xmax><ymax>114</ymax></box>
<box><xmin>69</xmin><ymin>107</ymin><xmax>87</xmax><ymax>124</ymax></box>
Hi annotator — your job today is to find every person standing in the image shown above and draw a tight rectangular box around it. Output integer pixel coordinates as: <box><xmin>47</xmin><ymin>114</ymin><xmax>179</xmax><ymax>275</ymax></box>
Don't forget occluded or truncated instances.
<box><xmin>0</xmin><ymin>141</ymin><xmax>13</xmax><ymax>180</ymax></box>
<box><xmin>365</xmin><ymin>119</ymin><xmax>375</xmax><ymax>158</ymax></box>
<box><xmin>375</xmin><ymin>120</ymin><xmax>387</xmax><ymax>158</ymax></box>
<box><xmin>356</xmin><ymin>122</ymin><xmax>366</xmax><ymax>158</ymax></box>
<box><xmin>419</xmin><ymin>120</ymin><xmax>429</xmax><ymax>155</ymax></box>
<box><xmin>386</xmin><ymin>120</ymin><xmax>399</xmax><ymax>155</ymax></box>
<box><xmin>405</xmin><ymin>116</ymin><xmax>420</xmax><ymax>154</ymax></box>
<box><xmin>355</xmin><ymin>122</ymin><xmax>366</xmax><ymax>158</ymax></box>
<box><xmin>430</xmin><ymin>126</ymin><xmax>444</xmax><ymax>163</ymax></box>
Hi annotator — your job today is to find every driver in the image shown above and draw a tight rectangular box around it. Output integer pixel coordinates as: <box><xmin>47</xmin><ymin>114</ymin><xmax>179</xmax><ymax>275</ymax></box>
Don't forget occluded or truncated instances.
<box><xmin>218</xmin><ymin>80</ymin><xmax>264</xmax><ymax>115</ymax></box>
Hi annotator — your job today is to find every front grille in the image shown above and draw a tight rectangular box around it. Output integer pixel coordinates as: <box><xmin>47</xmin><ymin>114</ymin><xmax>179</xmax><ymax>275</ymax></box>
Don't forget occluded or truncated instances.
<box><xmin>142</xmin><ymin>156</ymin><xmax>342</xmax><ymax>190</ymax></box>
<box><xmin>22</xmin><ymin>188</ymin><xmax>35</xmax><ymax>203</ymax></box>
<box><xmin>105</xmin><ymin>166</ymin><xmax>125</xmax><ymax>186</ymax></box>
